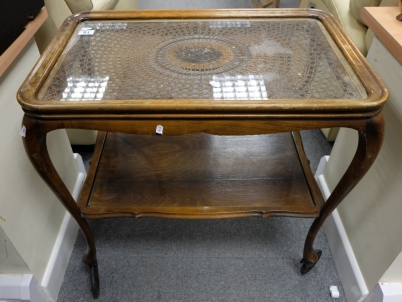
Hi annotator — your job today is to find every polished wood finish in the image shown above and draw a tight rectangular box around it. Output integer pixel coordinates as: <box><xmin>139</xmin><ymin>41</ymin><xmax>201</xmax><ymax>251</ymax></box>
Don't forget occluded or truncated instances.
<box><xmin>303</xmin><ymin>113</ymin><xmax>385</xmax><ymax>266</ymax></box>
<box><xmin>18</xmin><ymin>9</ymin><xmax>387</xmax><ymax>116</ymax></box>
<box><xmin>17</xmin><ymin>9</ymin><xmax>388</xmax><ymax>298</ymax></box>
<box><xmin>21</xmin><ymin>115</ymin><xmax>98</xmax><ymax>270</ymax></box>
<box><xmin>78</xmin><ymin>132</ymin><xmax>322</xmax><ymax>219</ymax></box>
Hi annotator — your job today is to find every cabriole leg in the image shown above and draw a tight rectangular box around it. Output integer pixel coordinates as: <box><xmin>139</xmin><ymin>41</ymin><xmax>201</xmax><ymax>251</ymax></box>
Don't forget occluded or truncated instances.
<box><xmin>300</xmin><ymin>113</ymin><xmax>384</xmax><ymax>275</ymax></box>
<box><xmin>22</xmin><ymin>115</ymin><xmax>100</xmax><ymax>298</ymax></box>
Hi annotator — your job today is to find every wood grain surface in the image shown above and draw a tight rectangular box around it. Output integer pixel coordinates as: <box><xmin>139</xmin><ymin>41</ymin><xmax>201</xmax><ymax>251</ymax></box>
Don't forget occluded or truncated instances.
<box><xmin>17</xmin><ymin>9</ymin><xmax>388</xmax><ymax>117</ymax></box>
<box><xmin>78</xmin><ymin>131</ymin><xmax>320</xmax><ymax>219</ymax></box>
<box><xmin>18</xmin><ymin>10</ymin><xmax>388</xmax><ymax>293</ymax></box>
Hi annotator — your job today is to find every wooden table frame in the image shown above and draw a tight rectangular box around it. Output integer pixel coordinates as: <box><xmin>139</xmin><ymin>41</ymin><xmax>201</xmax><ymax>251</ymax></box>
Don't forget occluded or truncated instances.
<box><xmin>18</xmin><ymin>9</ymin><xmax>387</xmax><ymax>298</ymax></box>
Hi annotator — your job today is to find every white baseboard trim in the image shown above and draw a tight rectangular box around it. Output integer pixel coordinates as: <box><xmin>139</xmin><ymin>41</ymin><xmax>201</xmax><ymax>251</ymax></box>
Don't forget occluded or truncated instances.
<box><xmin>0</xmin><ymin>154</ymin><xmax>86</xmax><ymax>301</ymax></box>
<box><xmin>0</xmin><ymin>274</ymin><xmax>47</xmax><ymax>302</ymax></box>
<box><xmin>40</xmin><ymin>154</ymin><xmax>86</xmax><ymax>302</ymax></box>
<box><xmin>365</xmin><ymin>282</ymin><xmax>402</xmax><ymax>302</ymax></box>
<box><xmin>315</xmin><ymin>156</ymin><xmax>369</xmax><ymax>302</ymax></box>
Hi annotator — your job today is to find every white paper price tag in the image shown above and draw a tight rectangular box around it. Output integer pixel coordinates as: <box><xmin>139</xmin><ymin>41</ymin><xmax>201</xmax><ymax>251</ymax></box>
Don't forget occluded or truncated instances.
<box><xmin>78</xmin><ymin>29</ymin><xmax>95</xmax><ymax>36</ymax></box>
<box><xmin>20</xmin><ymin>126</ymin><xmax>26</xmax><ymax>137</ymax></box>
<box><xmin>330</xmin><ymin>286</ymin><xmax>340</xmax><ymax>299</ymax></box>
<box><xmin>156</xmin><ymin>125</ymin><xmax>163</xmax><ymax>135</ymax></box>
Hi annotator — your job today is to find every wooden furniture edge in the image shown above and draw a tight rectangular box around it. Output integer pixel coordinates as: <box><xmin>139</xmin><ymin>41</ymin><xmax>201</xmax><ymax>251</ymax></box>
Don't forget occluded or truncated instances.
<box><xmin>0</xmin><ymin>7</ymin><xmax>48</xmax><ymax>77</ymax></box>
<box><xmin>77</xmin><ymin>131</ymin><xmax>107</xmax><ymax>210</ymax></box>
<box><xmin>292</xmin><ymin>131</ymin><xmax>325</xmax><ymax>209</ymax></box>
<box><xmin>361</xmin><ymin>7</ymin><xmax>402</xmax><ymax>65</ymax></box>
<box><xmin>17</xmin><ymin>9</ymin><xmax>387</xmax><ymax>116</ymax></box>
<box><xmin>78</xmin><ymin>131</ymin><xmax>321</xmax><ymax>219</ymax></box>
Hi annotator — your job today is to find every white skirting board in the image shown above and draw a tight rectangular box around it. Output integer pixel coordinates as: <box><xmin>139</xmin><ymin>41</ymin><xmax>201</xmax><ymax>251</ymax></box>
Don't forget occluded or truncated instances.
<box><xmin>40</xmin><ymin>154</ymin><xmax>87</xmax><ymax>302</ymax></box>
<box><xmin>315</xmin><ymin>156</ymin><xmax>369</xmax><ymax>302</ymax></box>
<box><xmin>0</xmin><ymin>154</ymin><xmax>86</xmax><ymax>302</ymax></box>
<box><xmin>364</xmin><ymin>282</ymin><xmax>402</xmax><ymax>302</ymax></box>
<box><xmin>0</xmin><ymin>274</ymin><xmax>48</xmax><ymax>302</ymax></box>
<box><xmin>316</xmin><ymin>157</ymin><xmax>402</xmax><ymax>302</ymax></box>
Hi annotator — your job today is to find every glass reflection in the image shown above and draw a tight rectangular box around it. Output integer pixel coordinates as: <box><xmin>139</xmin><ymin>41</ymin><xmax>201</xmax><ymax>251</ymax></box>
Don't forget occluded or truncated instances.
<box><xmin>61</xmin><ymin>76</ymin><xmax>109</xmax><ymax>101</ymax></box>
<box><xmin>38</xmin><ymin>19</ymin><xmax>367</xmax><ymax>102</ymax></box>
<box><xmin>86</xmin><ymin>22</ymin><xmax>127</xmax><ymax>30</ymax></box>
<box><xmin>209</xmin><ymin>21</ymin><xmax>251</xmax><ymax>28</ymax></box>
<box><xmin>211</xmin><ymin>75</ymin><xmax>268</xmax><ymax>100</ymax></box>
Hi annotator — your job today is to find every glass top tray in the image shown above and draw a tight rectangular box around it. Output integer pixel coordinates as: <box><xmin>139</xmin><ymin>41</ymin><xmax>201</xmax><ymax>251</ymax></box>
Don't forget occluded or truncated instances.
<box><xmin>39</xmin><ymin>19</ymin><xmax>367</xmax><ymax>102</ymax></box>
<box><xmin>18</xmin><ymin>10</ymin><xmax>387</xmax><ymax>116</ymax></box>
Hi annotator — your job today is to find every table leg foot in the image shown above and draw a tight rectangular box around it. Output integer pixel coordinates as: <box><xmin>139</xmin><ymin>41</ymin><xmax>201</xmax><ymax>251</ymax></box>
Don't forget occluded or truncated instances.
<box><xmin>300</xmin><ymin>114</ymin><xmax>384</xmax><ymax>275</ymax></box>
<box><xmin>90</xmin><ymin>264</ymin><xmax>100</xmax><ymax>299</ymax></box>
<box><xmin>300</xmin><ymin>249</ymin><xmax>322</xmax><ymax>275</ymax></box>
<box><xmin>21</xmin><ymin>115</ymin><xmax>101</xmax><ymax>297</ymax></box>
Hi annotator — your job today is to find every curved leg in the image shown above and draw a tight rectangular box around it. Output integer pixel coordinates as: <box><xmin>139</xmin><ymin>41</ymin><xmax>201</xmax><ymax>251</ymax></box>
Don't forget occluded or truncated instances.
<box><xmin>301</xmin><ymin>113</ymin><xmax>385</xmax><ymax>274</ymax></box>
<box><xmin>90</xmin><ymin>264</ymin><xmax>100</xmax><ymax>298</ymax></box>
<box><xmin>22</xmin><ymin>115</ymin><xmax>99</xmax><ymax>297</ymax></box>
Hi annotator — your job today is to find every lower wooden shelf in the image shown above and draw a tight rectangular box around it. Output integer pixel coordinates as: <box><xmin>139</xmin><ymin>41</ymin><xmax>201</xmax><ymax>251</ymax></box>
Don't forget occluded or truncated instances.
<box><xmin>78</xmin><ymin>131</ymin><xmax>324</xmax><ymax>219</ymax></box>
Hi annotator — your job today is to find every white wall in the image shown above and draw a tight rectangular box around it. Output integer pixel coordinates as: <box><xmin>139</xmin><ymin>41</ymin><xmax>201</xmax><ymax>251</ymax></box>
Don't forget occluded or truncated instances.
<box><xmin>0</xmin><ymin>226</ymin><xmax>30</xmax><ymax>274</ymax></box>
<box><xmin>381</xmin><ymin>252</ymin><xmax>402</xmax><ymax>283</ymax></box>
<box><xmin>0</xmin><ymin>38</ymin><xmax>80</xmax><ymax>285</ymax></box>
<box><xmin>323</xmin><ymin>36</ymin><xmax>402</xmax><ymax>290</ymax></box>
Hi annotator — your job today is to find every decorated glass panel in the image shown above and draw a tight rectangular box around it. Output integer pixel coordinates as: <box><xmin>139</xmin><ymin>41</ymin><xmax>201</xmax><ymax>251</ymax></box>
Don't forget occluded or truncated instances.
<box><xmin>38</xmin><ymin>19</ymin><xmax>367</xmax><ymax>101</ymax></box>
